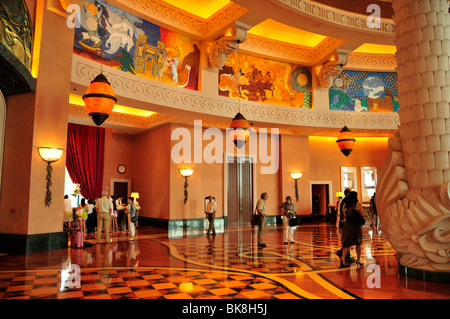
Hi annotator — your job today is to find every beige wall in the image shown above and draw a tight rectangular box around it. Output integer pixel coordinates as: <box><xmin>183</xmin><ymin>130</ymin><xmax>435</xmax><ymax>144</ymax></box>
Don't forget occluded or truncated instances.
<box><xmin>99</xmin><ymin>125</ymin><xmax>391</xmax><ymax>221</ymax></box>
<box><xmin>103</xmin><ymin>129</ymin><xmax>134</xmax><ymax>192</ymax></box>
<box><xmin>309</xmin><ymin>136</ymin><xmax>390</xmax><ymax>204</ymax></box>
<box><xmin>0</xmin><ymin>5</ymin><xmax>73</xmax><ymax>235</ymax></box>
<box><xmin>132</xmin><ymin>124</ymin><xmax>171</xmax><ymax>220</ymax></box>
<box><xmin>278</xmin><ymin>134</ymin><xmax>311</xmax><ymax>215</ymax></box>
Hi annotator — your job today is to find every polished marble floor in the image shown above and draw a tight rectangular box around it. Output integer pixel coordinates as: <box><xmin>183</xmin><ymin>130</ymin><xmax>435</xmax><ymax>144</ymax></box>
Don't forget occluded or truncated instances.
<box><xmin>0</xmin><ymin>220</ymin><xmax>449</xmax><ymax>300</ymax></box>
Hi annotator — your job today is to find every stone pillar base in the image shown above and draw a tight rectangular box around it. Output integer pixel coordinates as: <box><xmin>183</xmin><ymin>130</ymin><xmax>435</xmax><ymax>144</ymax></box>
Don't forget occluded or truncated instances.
<box><xmin>0</xmin><ymin>232</ymin><xmax>68</xmax><ymax>255</ymax></box>
<box><xmin>399</xmin><ymin>264</ymin><xmax>450</xmax><ymax>284</ymax></box>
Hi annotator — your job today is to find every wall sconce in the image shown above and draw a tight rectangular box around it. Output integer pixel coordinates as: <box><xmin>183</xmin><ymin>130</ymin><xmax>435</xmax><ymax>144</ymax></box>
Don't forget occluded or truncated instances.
<box><xmin>179</xmin><ymin>168</ymin><xmax>193</xmax><ymax>204</ymax></box>
<box><xmin>38</xmin><ymin>147</ymin><xmax>63</xmax><ymax>207</ymax></box>
<box><xmin>289</xmin><ymin>172</ymin><xmax>302</xmax><ymax>201</ymax></box>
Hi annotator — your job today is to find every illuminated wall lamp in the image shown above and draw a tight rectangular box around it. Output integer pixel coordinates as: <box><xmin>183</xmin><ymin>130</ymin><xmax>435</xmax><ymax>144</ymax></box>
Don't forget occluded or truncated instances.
<box><xmin>289</xmin><ymin>172</ymin><xmax>302</xmax><ymax>201</ymax></box>
<box><xmin>179</xmin><ymin>168</ymin><xmax>193</xmax><ymax>204</ymax></box>
<box><xmin>38</xmin><ymin>147</ymin><xmax>63</xmax><ymax>207</ymax></box>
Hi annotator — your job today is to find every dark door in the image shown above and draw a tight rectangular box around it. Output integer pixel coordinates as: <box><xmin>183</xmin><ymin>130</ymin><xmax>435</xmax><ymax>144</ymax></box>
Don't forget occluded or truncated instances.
<box><xmin>113</xmin><ymin>182</ymin><xmax>128</xmax><ymax>199</ymax></box>
<box><xmin>227</xmin><ymin>157</ymin><xmax>253</xmax><ymax>225</ymax></box>
<box><xmin>311</xmin><ymin>184</ymin><xmax>329</xmax><ymax>215</ymax></box>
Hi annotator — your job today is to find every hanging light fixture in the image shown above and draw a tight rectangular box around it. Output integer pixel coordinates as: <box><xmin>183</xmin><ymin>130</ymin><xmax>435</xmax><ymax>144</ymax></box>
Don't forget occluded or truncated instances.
<box><xmin>229</xmin><ymin>112</ymin><xmax>251</xmax><ymax>149</ymax></box>
<box><xmin>336</xmin><ymin>126</ymin><xmax>356</xmax><ymax>156</ymax></box>
<box><xmin>83</xmin><ymin>73</ymin><xmax>117</xmax><ymax>126</ymax></box>
<box><xmin>335</xmin><ymin>73</ymin><xmax>355</xmax><ymax>156</ymax></box>
<box><xmin>229</xmin><ymin>40</ymin><xmax>250</xmax><ymax>149</ymax></box>
<box><xmin>82</xmin><ymin>0</ymin><xmax>116</xmax><ymax>126</ymax></box>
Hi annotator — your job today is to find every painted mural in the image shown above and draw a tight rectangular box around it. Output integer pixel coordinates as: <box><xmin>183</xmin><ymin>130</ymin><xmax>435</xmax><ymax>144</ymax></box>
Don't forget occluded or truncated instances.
<box><xmin>219</xmin><ymin>52</ymin><xmax>313</xmax><ymax>108</ymax></box>
<box><xmin>329</xmin><ymin>70</ymin><xmax>399</xmax><ymax>112</ymax></box>
<box><xmin>72</xmin><ymin>0</ymin><xmax>200</xmax><ymax>90</ymax></box>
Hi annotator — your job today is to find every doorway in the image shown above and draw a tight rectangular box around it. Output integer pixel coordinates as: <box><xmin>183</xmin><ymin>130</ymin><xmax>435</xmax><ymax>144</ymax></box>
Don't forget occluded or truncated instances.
<box><xmin>110</xmin><ymin>178</ymin><xmax>132</xmax><ymax>199</ymax></box>
<box><xmin>226</xmin><ymin>157</ymin><xmax>254</xmax><ymax>225</ymax></box>
<box><xmin>113</xmin><ymin>182</ymin><xmax>128</xmax><ymax>199</ymax></box>
<box><xmin>311</xmin><ymin>183</ymin><xmax>330</xmax><ymax>216</ymax></box>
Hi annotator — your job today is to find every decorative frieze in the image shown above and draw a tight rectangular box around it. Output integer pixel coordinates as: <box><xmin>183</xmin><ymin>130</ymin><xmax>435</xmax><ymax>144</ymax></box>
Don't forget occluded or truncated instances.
<box><xmin>72</xmin><ymin>54</ymin><xmax>399</xmax><ymax>131</ymax></box>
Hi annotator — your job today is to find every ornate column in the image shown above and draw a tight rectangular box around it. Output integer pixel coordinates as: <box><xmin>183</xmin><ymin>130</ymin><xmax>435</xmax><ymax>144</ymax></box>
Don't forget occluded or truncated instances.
<box><xmin>377</xmin><ymin>0</ymin><xmax>450</xmax><ymax>282</ymax></box>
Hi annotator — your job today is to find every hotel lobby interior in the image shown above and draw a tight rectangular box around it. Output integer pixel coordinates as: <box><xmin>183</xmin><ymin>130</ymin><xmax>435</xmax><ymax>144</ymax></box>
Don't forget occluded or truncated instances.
<box><xmin>0</xmin><ymin>0</ymin><xmax>449</xmax><ymax>304</ymax></box>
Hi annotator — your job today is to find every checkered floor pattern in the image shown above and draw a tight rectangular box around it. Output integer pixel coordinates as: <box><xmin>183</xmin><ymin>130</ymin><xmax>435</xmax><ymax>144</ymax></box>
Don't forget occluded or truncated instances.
<box><xmin>2</xmin><ymin>222</ymin><xmax>447</xmax><ymax>300</ymax></box>
<box><xmin>0</xmin><ymin>267</ymin><xmax>300</xmax><ymax>299</ymax></box>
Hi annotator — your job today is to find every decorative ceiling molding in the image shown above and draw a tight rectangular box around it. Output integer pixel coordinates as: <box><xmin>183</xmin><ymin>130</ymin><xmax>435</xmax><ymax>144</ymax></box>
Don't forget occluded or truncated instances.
<box><xmin>313</xmin><ymin>37</ymin><xmax>346</xmax><ymax>62</ymax></box>
<box><xmin>274</xmin><ymin>0</ymin><xmax>394</xmax><ymax>35</ymax></box>
<box><xmin>72</xmin><ymin>55</ymin><xmax>400</xmax><ymax>131</ymax></box>
<box><xmin>241</xmin><ymin>34</ymin><xmax>315</xmax><ymax>64</ymax></box>
<box><xmin>346</xmin><ymin>52</ymin><xmax>397</xmax><ymax>71</ymax></box>
<box><xmin>116</xmin><ymin>0</ymin><xmax>205</xmax><ymax>38</ymax></box>
<box><xmin>68</xmin><ymin>103</ymin><xmax>176</xmax><ymax>129</ymax></box>
<box><xmin>204</xmin><ymin>3</ymin><xmax>249</xmax><ymax>38</ymax></box>
<box><xmin>115</xmin><ymin>0</ymin><xmax>248</xmax><ymax>39</ymax></box>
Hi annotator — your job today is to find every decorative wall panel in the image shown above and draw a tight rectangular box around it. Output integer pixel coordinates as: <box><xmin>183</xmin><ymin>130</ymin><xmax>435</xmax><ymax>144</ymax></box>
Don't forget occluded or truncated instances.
<box><xmin>73</xmin><ymin>0</ymin><xmax>201</xmax><ymax>90</ymax></box>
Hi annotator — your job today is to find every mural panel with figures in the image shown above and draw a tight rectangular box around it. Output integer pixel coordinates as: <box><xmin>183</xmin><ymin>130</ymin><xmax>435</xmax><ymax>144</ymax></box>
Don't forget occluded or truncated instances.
<box><xmin>329</xmin><ymin>70</ymin><xmax>399</xmax><ymax>112</ymax></box>
<box><xmin>71</xmin><ymin>0</ymin><xmax>200</xmax><ymax>90</ymax></box>
<box><xmin>219</xmin><ymin>52</ymin><xmax>313</xmax><ymax>108</ymax></box>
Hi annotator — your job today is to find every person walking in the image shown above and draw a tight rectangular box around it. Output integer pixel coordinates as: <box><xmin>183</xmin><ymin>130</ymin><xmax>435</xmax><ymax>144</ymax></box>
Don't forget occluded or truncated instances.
<box><xmin>77</xmin><ymin>198</ymin><xmax>89</xmax><ymax>235</ymax></box>
<box><xmin>335</xmin><ymin>195</ymin><xmax>342</xmax><ymax>229</ymax></box>
<box><xmin>125</xmin><ymin>196</ymin><xmax>136</xmax><ymax>240</ymax></box>
<box><xmin>86</xmin><ymin>198</ymin><xmax>96</xmax><ymax>235</ymax></box>
<box><xmin>111</xmin><ymin>195</ymin><xmax>118</xmax><ymax>233</ymax></box>
<box><xmin>312</xmin><ymin>193</ymin><xmax>320</xmax><ymax>215</ymax></box>
<box><xmin>63</xmin><ymin>195</ymin><xmax>72</xmax><ymax>230</ymax></box>
<box><xmin>339</xmin><ymin>191</ymin><xmax>365</xmax><ymax>268</ymax></box>
<box><xmin>278</xmin><ymin>196</ymin><xmax>295</xmax><ymax>244</ymax></box>
<box><xmin>95</xmin><ymin>191</ymin><xmax>113</xmax><ymax>243</ymax></box>
<box><xmin>256</xmin><ymin>193</ymin><xmax>268</xmax><ymax>248</ymax></box>
<box><xmin>336</xmin><ymin>189</ymin><xmax>354</xmax><ymax>263</ymax></box>
<box><xmin>205</xmin><ymin>196</ymin><xmax>217</xmax><ymax>236</ymax></box>
<box><xmin>370</xmin><ymin>192</ymin><xmax>378</xmax><ymax>229</ymax></box>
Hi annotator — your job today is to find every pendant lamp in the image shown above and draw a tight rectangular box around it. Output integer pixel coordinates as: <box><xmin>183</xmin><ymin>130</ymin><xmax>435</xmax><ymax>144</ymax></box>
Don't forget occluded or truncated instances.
<box><xmin>82</xmin><ymin>73</ymin><xmax>117</xmax><ymax>126</ymax></box>
<box><xmin>336</xmin><ymin>126</ymin><xmax>356</xmax><ymax>156</ymax></box>
<box><xmin>229</xmin><ymin>112</ymin><xmax>250</xmax><ymax>149</ymax></box>
<box><xmin>82</xmin><ymin>0</ymin><xmax>116</xmax><ymax>126</ymax></box>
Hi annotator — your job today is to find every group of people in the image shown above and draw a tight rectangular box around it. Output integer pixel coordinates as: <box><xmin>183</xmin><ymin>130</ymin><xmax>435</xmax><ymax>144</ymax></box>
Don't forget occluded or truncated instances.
<box><xmin>63</xmin><ymin>191</ymin><xmax>138</xmax><ymax>245</ymax></box>
<box><xmin>204</xmin><ymin>189</ymin><xmax>371</xmax><ymax>269</ymax></box>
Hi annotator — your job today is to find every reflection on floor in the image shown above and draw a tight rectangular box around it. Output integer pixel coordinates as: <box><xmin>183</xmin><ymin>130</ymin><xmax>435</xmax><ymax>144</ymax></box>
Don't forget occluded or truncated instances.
<box><xmin>0</xmin><ymin>221</ymin><xmax>449</xmax><ymax>299</ymax></box>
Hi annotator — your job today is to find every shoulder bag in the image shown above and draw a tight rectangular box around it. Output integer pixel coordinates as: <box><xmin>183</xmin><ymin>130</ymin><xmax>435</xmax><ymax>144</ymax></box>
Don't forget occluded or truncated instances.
<box><xmin>251</xmin><ymin>207</ymin><xmax>260</xmax><ymax>226</ymax></box>
<box><xmin>349</xmin><ymin>208</ymin><xmax>366</xmax><ymax>226</ymax></box>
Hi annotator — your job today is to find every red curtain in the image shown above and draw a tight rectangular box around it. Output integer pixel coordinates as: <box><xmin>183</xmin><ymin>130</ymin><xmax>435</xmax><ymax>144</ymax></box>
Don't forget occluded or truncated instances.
<box><xmin>66</xmin><ymin>123</ymin><xmax>105</xmax><ymax>201</ymax></box>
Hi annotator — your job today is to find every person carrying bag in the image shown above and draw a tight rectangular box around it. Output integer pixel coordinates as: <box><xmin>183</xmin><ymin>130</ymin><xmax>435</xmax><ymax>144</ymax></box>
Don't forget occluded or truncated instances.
<box><xmin>278</xmin><ymin>196</ymin><xmax>299</xmax><ymax>244</ymax></box>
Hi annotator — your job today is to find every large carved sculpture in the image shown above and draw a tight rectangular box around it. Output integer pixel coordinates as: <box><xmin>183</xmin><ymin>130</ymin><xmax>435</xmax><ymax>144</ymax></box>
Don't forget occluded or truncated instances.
<box><xmin>318</xmin><ymin>52</ymin><xmax>348</xmax><ymax>88</ymax></box>
<box><xmin>208</xmin><ymin>27</ymin><xmax>247</xmax><ymax>69</ymax></box>
<box><xmin>376</xmin><ymin>0</ymin><xmax>450</xmax><ymax>273</ymax></box>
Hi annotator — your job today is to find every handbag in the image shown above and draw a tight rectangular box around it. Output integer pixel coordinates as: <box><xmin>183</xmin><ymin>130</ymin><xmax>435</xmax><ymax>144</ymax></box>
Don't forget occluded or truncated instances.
<box><xmin>349</xmin><ymin>209</ymin><xmax>366</xmax><ymax>226</ymax></box>
<box><xmin>250</xmin><ymin>208</ymin><xmax>260</xmax><ymax>226</ymax></box>
<box><xmin>289</xmin><ymin>214</ymin><xmax>302</xmax><ymax>226</ymax></box>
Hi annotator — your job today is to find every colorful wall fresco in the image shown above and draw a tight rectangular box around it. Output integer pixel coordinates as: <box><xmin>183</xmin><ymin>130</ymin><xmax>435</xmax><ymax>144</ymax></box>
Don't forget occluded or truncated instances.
<box><xmin>329</xmin><ymin>70</ymin><xmax>399</xmax><ymax>112</ymax></box>
<box><xmin>72</xmin><ymin>0</ymin><xmax>200</xmax><ymax>90</ymax></box>
<box><xmin>219</xmin><ymin>52</ymin><xmax>313</xmax><ymax>108</ymax></box>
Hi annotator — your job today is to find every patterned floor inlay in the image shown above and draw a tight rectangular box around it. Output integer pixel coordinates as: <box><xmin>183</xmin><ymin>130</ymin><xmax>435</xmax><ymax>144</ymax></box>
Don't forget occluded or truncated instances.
<box><xmin>0</xmin><ymin>222</ymin><xmax>449</xmax><ymax>299</ymax></box>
